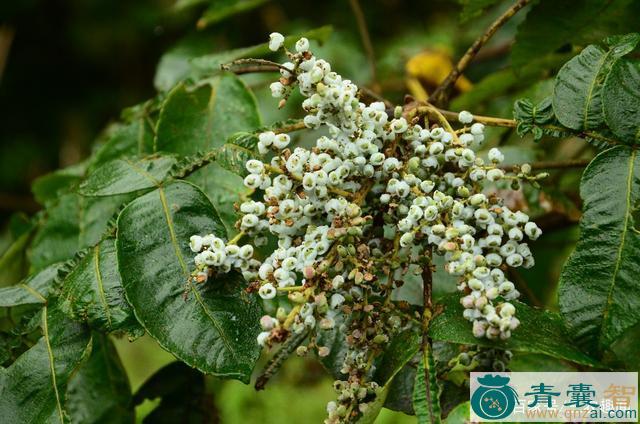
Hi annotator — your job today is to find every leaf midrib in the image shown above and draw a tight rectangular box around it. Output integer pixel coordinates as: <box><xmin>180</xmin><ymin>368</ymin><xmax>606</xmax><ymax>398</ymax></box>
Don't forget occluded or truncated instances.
<box><xmin>157</xmin><ymin>187</ymin><xmax>236</xmax><ymax>359</ymax></box>
<box><xmin>582</xmin><ymin>47</ymin><xmax>611</xmax><ymax>130</ymax></box>
<box><xmin>42</xmin><ymin>307</ymin><xmax>65</xmax><ymax>424</ymax></box>
<box><xmin>599</xmin><ymin>149</ymin><xmax>636</xmax><ymax>348</ymax></box>
<box><xmin>93</xmin><ymin>244</ymin><xmax>113</xmax><ymax>328</ymax></box>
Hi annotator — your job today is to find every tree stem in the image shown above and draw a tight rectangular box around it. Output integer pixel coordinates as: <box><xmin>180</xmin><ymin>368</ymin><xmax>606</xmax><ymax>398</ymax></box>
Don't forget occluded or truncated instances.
<box><xmin>429</xmin><ymin>0</ymin><xmax>532</xmax><ymax>106</ymax></box>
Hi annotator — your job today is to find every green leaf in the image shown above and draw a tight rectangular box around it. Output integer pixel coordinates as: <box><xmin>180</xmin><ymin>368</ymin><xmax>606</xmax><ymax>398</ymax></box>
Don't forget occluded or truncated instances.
<box><xmin>31</xmin><ymin>162</ymin><xmax>87</xmax><ymax>205</ymax></box>
<box><xmin>457</xmin><ymin>0</ymin><xmax>502</xmax><ymax>21</ymax></box>
<box><xmin>603</xmin><ymin>59</ymin><xmax>640</xmax><ymax>143</ymax></box>
<box><xmin>0</xmin><ymin>227</ymin><xmax>34</xmax><ymax>286</ymax></box>
<box><xmin>559</xmin><ymin>146</ymin><xmax>640</xmax><ymax>353</ymax></box>
<box><xmin>373</xmin><ymin>325</ymin><xmax>421</xmax><ymax>386</ymax></box>
<box><xmin>190</xmin><ymin>26</ymin><xmax>333</xmax><ymax>75</ymax></box>
<box><xmin>430</xmin><ymin>294</ymin><xmax>598</xmax><ymax>366</ymax></box>
<box><xmin>0</xmin><ymin>263</ymin><xmax>63</xmax><ymax>307</ymax></box>
<box><xmin>443</xmin><ymin>402</ymin><xmax>470</xmax><ymax>424</ymax></box>
<box><xmin>65</xmin><ymin>333</ymin><xmax>134</xmax><ymax>424</ymax></box>
<box><xmin>30</xmin><ymin>193</ymin><xmax>134</xmax><ymax>270</ymax></box>
<box><xmin>553</xmin><ymin>34</ymin><xmax>640</xmax><ymax>131</ymax></box>
<box><xmin>154</xmin><ymin>34</ymin><xmax>217</xmax><ymax>92</ymax></box>
<box><xmin>90</xmin><ymin>119</ymin><xmax>155</xmax><ymax>171</ymax></box>
<box><xmin>413</xmin><ymin>348</ymin><xmax>441</xmax><ymax>424</ymax></box>
<box><xmin>512</xmin><ymin>0</ymin><xmax>637</xmax><ymax>69</ymax></box>
<box><xmin>197</xmin><ymin>0</ymin><xmax>269</xmax><ymax>30</ymax></box>
<box><xmin>133</xmin><ymin>361</ymin><xmax>218</xmax><ymax>423</ymax></box>
<box><xmin>116</xmin><ymin>181</ymin><xmax>262</xmax><ymax>382</ymax></box>
<box><xmin>216</xmin><ymin>132</ymin><xmax>259</xmax><ymax>177</ymax></box>
<box><xmin>79</xmin><ymin>155</ymin><xmax>177</xmax><ymax>197</ymax></box>
<box><xmin>383</xmin><ymin>365</ymin><xmax>416</xmax><ymax>415</ymax></box>
<box><xmin>60</xmin><ymin>238</ymin><xmax>141</xmax><ymax>335</ymax></box>
<box><xmin>173</xmin><ymin>0</ymin><xmax>208</xmax><ymax>10</ymax></box>
<box><xmin>0</xmin><ymin>301</ymin><xmax>91</xmax><ymax>423</ymax></box>
<box><xmin>155</xmin><ymin>74</ymin><xmax>261</xmax><ymax>232</ymax></box>
<box><xmin>513</xmin><ymin>97</ymin><xmax>555</xmax><ymax>141</ymax></box>
<box><xmin>355</xmin><ymin>385</ymin><xmax>390</xmax><ymax>424</ymax></box>
<box><xmin>155</xmin><ymin>75</ymin><xmax>260</xmax><ymax>155</ymax></box>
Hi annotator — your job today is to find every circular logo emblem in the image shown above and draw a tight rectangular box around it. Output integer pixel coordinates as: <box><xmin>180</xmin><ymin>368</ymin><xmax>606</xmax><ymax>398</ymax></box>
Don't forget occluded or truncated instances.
<box><xmin>471</xmin><ymin>375</ymin><xmax>519</xmax><ymax>420</ymax></box>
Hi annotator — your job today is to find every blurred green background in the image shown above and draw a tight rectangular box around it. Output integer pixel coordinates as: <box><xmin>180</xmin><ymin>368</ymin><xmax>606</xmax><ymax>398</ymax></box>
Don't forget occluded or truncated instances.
<box><xmin>2</xmin><ymin>0</ymin><xmax>634</xmax><ymax>421</ymax></box>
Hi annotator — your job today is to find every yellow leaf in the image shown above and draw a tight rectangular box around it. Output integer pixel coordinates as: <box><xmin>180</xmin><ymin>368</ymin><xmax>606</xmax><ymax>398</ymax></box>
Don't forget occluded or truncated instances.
<box><xmin>405</xmin><ymin>51</ymin><xmax>473</xmax><ymax>100</ymax></box>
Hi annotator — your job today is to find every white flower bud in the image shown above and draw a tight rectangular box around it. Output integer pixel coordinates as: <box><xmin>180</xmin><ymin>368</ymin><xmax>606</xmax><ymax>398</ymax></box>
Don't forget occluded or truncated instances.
<box><xmin>258</xmin><ymin>283</ymin><xmax>277</xmax><ymax>300</ymax></box>
<box><xmin>458</xmin><ymin>110</ymin><xmax>473</xmax><ymax>124</ymax></box>
<box><xmin>268</xmin><ymin>32</ymin><xmax>284</xmax><ymax>51</ymax></box>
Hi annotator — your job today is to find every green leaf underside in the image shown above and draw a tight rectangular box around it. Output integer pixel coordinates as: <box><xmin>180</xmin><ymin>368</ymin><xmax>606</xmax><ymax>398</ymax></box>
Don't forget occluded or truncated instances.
<box><xmin>413</xmin><ymin>349</ymin><xmax>441</xmax><ymax>424</ymax></box>
<box><xmin>60</xmin><ymin>238</ymin><xmax>140</xmax><ymax>335</ymax></box>
<box><xmin>559</xmin><ymin>146</ymin><xmax>640</xmax><ymax>353</ymax></box>
<box><xmin>603</xmin><ymin>59</ymin><xmax>640</xmax><ymax>143</ymax></box>
<box><xmin>553</xmin><ymin>34</ymin><xmax>640</xmax><ymax>131</ymax></box>
<box><xmin>0</xmin><ymin>263</ymin><xmax>63</xmax><ymax>308</ymax></box>
<box><xmin>0</xmin><ymin>302</ymin><xmax>91</xmax><ymax>423</ymax></box>
<box><xmin>65</xmin><ymin>334</ymin><xmax>134</xmax><ymax>424</ymax></box>
<box><xmin>79</xmin><ymin>155</ymin><xmax>177</xmax><ymax>197</ymax></box>
<box><xmin>116</xmin><ymin>181</ymin><xmax>262</xmax><ymax>382</ymax></box>
<box><xmin>430</xmin><ymin>295</ymin><xmax>598</xmax><ymax>366</ymax></box>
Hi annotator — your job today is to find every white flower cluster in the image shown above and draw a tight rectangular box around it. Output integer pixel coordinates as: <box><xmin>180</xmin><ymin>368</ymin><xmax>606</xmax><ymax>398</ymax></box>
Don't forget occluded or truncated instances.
<box><xmin>189</xmin><ymin>234</ymin><xmax>259</xmax><ymax>282</ymax></box>
<box><xmin>190</xmin><ymin>33</ymin><xmax>543</xmax><ymax>423</ymax></box>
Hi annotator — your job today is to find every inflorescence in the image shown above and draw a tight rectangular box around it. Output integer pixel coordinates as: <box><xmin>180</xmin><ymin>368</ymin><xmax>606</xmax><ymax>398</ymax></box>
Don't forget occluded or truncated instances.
<box><xmin>188</xmin><ymin>33</ymin><xmax>542</xmax><ymax>422</ymax></box>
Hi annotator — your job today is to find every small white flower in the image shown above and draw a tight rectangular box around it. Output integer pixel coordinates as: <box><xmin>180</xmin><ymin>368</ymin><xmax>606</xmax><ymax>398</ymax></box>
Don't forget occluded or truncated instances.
<box><xmin>524</xmin><ymin>222</ymin><xmax>542</xmax><ymax>240</ymax></box>
<box><xmin>273</xmin><ymin>133</ymin><xmax>290</xmax><ymax>149</ymax></box>
<box><xmin>295</xmin><ymin>37</ymin><xmax>310</xmax><ymax>53</ymax></box>
<box><xmin>268</xmin><ymin>32</ymin><xmax>285</xmax><ymax>51</ymax></box>
<box><xmin>330</xmin><ymin>293</ymin><xmax>345</xmax><ymax>309</ymax></box>
<box><xmin>270</xmin><ymin>81</ymin><xmax>285</xmax><ymax>98</ymax></box>
<box><xmin>486</xmin><ymin>168</ymin><xmax>504</xmax><ymax>182</ymax></box>
<box><xmin>258</xmin><ymin>283</ymin><xmax>277</xmax><ymax>300</ymax></box>
<box><xmin>488</xmin><ymin>148</ymin><xmax>505</xmax><ymax>163</ymax></box>
<box><xmin>458</xmin><ymin>110</ymin><xmax>474</xmax><ymax>124</ymax></box>
<box><xmin>470</xmin><ymin>123</ymin><xmax>485</xmax><ymax>135</ymax></box>
<box><xmin>257</xmin><ymin>331</ymin><xmax>271</xmax><ymax>346</ymax></box>
<box><xmin>189</xmin><ymin>235</ymin><xmax>203</xmax><ymax>252</ymax></box>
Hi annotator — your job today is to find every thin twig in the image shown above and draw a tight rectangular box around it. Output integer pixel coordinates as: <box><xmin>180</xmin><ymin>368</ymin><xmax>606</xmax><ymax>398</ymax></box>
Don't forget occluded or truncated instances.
<box><xmin>348</xmin><ymin>0</ymin><xmax>377</xmax><ymax>88</ymax></box>
<box><xmin>500</xmin><ymin>158</ymin><xmax>591</xmax><ymax>171</ymax></box>
<box><xmin>274</xmin><ymin>120</ymin><xmax>307</xmax><ymax>134</ymax></box>
<box><xmin>254</xmin><ymin>330</ymin><xmax>308</xmax><ymax>391</ymax></box>
<box><xmin>221</xmin><ymin>58</ymin><xmax>291</xmax><ymax>75</ymax></box>
<box><xmin>429</xmin><ymin>0</ymin><xmax>532</xmax><ymax>106</ymax></box>
<box><xmin>436</xmin><ymin>109</ymin><xmax>516</xmax><ymax>127</ymax></box>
